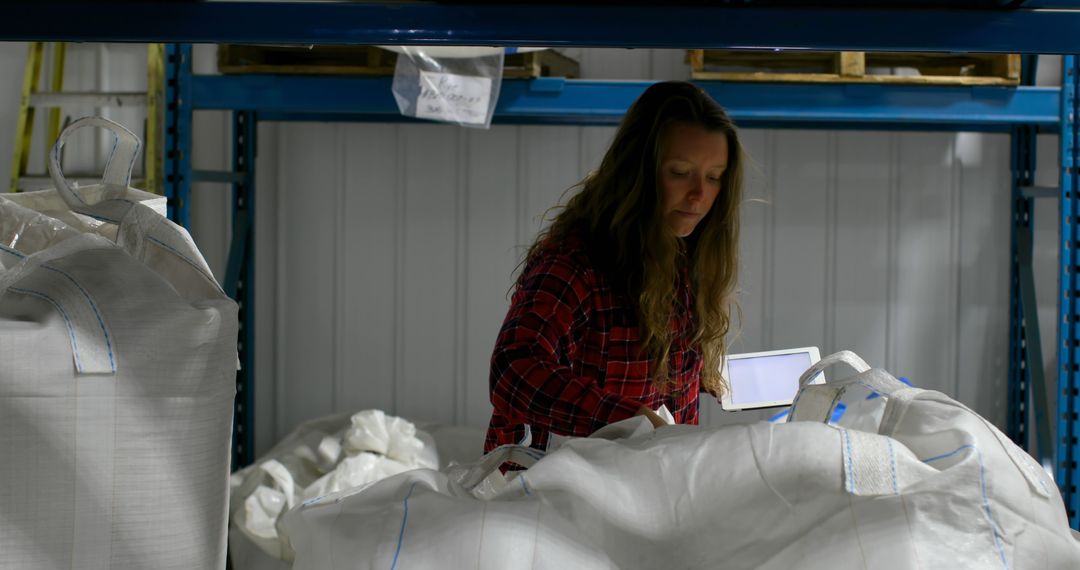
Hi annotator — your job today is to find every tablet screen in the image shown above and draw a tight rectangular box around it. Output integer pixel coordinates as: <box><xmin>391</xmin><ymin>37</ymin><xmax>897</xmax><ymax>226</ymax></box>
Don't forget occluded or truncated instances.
<box><xmin>728</xmin><ymin>352</ymin><xmax>813</xmax><ymax>406</ymax></box>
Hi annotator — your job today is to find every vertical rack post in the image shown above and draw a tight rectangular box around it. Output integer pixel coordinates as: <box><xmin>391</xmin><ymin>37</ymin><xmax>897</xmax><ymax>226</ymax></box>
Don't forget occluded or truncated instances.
<box><xmin>1009</xmin><ymin>127</ymin><xmax>1034</xmax><ymax>446</ymax></box>
<box><xmin>1058</xmin><ymin>55</ymin><xmax>1080</xmax><ymax>530</ymax></box>
<box><xmin>1008</xmin><ymin>53</ymin><xmax>1051</xmax><ymax>467</ymax></box>
<box><xmin>164</xmin><ymin>44</ymin><xmax>192</xmax><ymax>227</ymax></box>
<box><xmin>1009</xmin><ymin>124</ymin><xmax>1053</xmax><ymax>472</ymax></box>
<box><xmin>224</xmin><ymin>111</ymin><xmax>257</xmax><ymax>469</ymax></box>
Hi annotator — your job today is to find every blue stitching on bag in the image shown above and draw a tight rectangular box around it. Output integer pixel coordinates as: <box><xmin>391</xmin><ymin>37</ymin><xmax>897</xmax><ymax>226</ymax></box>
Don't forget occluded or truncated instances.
<box><xmin>104</xmin><ymin>133</ymin><xmax>118</xmax><ymax>185</ymax></box>
<box><xmin>86</xmin><ymin>211</ymin><xmax>120</xmax><ymax>224</ymax></box>
<box><xmin>922</xmin><ymin>445</ymin><xmax>972</xmax><ymax>465</ymax></box>
<box><xmin>886</xmin><ymin>438</ymin><xmax>899</xmax><ymax>495</ymax></box>
<box><xmin>390</xmin><ymin>482</ymin><xmax>418</xmax><ymax>570</ymax></box>
<box><xmin>40</xmin><ymin>264</ymin><xmax>115</xmax><ymax>372</ymax></box>
<box><xmin>124</xmin><ymin>136</ymin><xmax>138</xmax><ymax>185</ymax></box>
<box><xmin>146</xmin><ymin>235</ymin><xmax>225</xmax><ymax>294</ymax></box>
<box><xmin>842</xmin><ymin>428</ymin><xmax>855</xmax><ymax>494</ymax></box>
<box><xmin>920</xmin><ymin>445</ymin><xmax>1009</xmax><ymax>569</ymax></box>
<box><xmin>0</xmin><ymin>243</ymin><xmax>25</xmax><ymax>258</ymax></box>
<box><xmin>974</xmin><ymin>446</ymin><xmax>1010</xmax><ymax>570</ymax></box>
<box><xmin>9</xmin><ymin>286</ymin><xmax>83</xmax><ymax>372</ymax></box>
<box><xmin>519</xmin><ymin>474</ymin><xmax>532</xmax><ymax>496</ymax></box>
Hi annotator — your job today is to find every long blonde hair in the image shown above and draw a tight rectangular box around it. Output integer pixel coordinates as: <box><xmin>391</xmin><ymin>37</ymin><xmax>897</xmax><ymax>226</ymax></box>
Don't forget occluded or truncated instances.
<box><xmin>520</xmin><ymin>81</ymin><xmax>743</xmax><ymax>395</ymax></box>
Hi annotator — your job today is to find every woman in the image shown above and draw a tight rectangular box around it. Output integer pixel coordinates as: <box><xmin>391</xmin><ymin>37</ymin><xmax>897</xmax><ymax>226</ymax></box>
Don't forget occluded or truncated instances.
<box><xmin>486</xmin><ymin>81</ymin><xmax>744</xmax><ymax>454</ymax></box>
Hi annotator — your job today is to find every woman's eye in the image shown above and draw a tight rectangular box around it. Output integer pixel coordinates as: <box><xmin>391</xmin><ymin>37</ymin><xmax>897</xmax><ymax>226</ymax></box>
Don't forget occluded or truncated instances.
<box><xmin>671</xmin><ymin>169</ymin><xmax>690</xmax><ymax>177</ymax></box>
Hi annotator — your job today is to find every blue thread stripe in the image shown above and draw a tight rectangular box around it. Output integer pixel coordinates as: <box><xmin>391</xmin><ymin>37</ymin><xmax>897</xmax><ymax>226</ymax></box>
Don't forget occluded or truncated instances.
<box><xmin>975</xmin><ymin>446</ymin><xmax>1010</xmax><ymax>569</ymax></box>
<box><xmin>105</xmin><ymin>133</ymin><xmax>118</xmax><ymax>185</ymax></box>
<box><xmin>886</xmin><ymin>438</ymin><xmax>899</xmax><ymax>495</ymax></box>
<box><xmin>922</xmin><ymin>445</ymin><xmax>974</xmax><ymax>465</ymax></box>
<box><xmin>919</xmin><ymin>445</ymin><xmax>1008</xmax><ymax>569</ymax></box>
<box><xmin>0</xmin><ymin>243</ymin><xmax>25</xmax><ymax>258</ymax></box>
<box><xmin>9</xmin><ymin>286</ymin><xmax>83</xmax><ymax>372</ymax></box>
<box><xmin>842</xmin><ymin>428</ymin><xmax>856</xmax><ymax>494</ymax></box>
<box><xmin>40</xmin><ymin>265</ymin><xmax>115</xmax><ymax>372</ymax></box>
<box><xmin>77</xmin><ymin>197</ymin><xmax>139</xmax><ymax>224</ymax></box>
<box><xmin>82</xmin><ymin>210</ymin><xmax>121</xmax><ymax>224</ymax></box>
<box><xmin>99</xmin><ymin>129</ymin><xmax>137</xmax><ymax>187</ymax></box>
<box><xmin>147</xmin><ymin>235</ymin><xmax>225</xmax><ymax>294</ymax></box>
<box><xmin>390</xmin><ymin>482</ymin><xmax>418</xmax><ymax>570</ymax></box>
<box><xmin>519</xmin><ymin>475</ymin><xmax>531</xmax><ymax>496</ymax></box>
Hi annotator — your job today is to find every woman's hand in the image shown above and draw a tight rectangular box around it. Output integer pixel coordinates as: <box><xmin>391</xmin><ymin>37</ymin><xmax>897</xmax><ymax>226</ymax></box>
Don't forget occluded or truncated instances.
<box><xmin>635</xmin><ymin>406</ymin><xmax>668</xmax><ymax>428</ymax></box>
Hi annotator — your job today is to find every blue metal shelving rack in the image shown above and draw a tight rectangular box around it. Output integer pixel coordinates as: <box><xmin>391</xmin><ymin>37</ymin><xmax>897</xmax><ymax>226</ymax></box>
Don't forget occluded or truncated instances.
<box><xmin>3</xmin><ymin>0</ymin><xmax>1078</xmax><ymax>528</ymax></box>
<box><xmin>1057</xmin><ymin>55</ymin><xmax>1080</xmax><ymax>526</ymax></box>
<box><xmin>169</xmin><ymin>73</ymin><xmax>1080</xmax><ymax>529</ymax></box>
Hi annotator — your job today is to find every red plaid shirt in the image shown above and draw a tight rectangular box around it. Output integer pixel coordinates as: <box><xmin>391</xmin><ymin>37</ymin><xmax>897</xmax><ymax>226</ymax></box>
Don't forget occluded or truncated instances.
<box><xmin>485</xmin><ymin>230</ymin><xmax>702</xmax><ymax>453</ymax></box>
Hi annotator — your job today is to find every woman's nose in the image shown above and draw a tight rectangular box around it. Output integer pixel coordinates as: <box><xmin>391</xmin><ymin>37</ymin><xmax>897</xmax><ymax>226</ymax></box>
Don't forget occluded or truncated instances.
<box><xmin>686</xmin><ymin>178</ymin><xmax>705</xmax><ymax>200</ymax></box>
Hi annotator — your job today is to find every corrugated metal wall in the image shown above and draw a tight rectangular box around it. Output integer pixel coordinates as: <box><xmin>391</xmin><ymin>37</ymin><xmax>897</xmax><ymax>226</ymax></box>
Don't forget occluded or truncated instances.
<box><xmin>0</xmin><ymin>44</ymin><xmax>1062</xmax><ymax>458</ymax></box>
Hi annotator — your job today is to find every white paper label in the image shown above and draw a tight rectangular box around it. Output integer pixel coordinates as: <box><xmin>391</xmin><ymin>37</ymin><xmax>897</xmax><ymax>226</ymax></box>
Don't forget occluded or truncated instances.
<box><xmin>416</xmin><ymin>71</ymin><xmax>492</xmax><ymax>125</ymax></box>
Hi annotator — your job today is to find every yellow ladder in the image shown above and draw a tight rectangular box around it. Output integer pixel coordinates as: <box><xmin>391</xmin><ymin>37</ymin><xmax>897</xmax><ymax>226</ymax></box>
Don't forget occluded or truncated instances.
<box><xmin>10</xmin><ymin>42</ymin><xmax>164</xmax><ymax>194</ymax></box>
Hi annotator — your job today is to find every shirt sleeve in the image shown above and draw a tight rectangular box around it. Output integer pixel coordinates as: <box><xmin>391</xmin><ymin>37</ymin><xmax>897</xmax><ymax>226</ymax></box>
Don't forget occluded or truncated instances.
<box><xmin>489</xmin><ymin>253</ymin><xmax>644</xmax><ymax>437</ymax></box>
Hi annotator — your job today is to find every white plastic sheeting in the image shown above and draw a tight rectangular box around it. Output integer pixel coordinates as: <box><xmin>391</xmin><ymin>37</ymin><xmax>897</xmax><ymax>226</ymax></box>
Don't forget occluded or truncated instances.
<box><xmin>284</xmin><ymin>351</ymin><xmax>1080</xmax><ymax>570</ymax></box>
<box><xmin>229</xmin><ymin>410</ymin><xmax>488</xmax><ymax>569</ymax></box>
<box><xmin>0</xmin><ymin>117</ymin><xmax>238</xmax><ymax>569</ymax></box>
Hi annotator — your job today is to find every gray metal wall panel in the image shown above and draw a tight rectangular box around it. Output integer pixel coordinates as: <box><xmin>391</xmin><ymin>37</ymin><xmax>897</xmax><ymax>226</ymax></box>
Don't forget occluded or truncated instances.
<box><xmin>277</xmin><ymin>123</ymin><xmax>338</xmax><ymax>432</ymax></box>
<box><xmin>955</xmin><ymin>132</ymin><xmax>1011</xmax><ymax>430</ymax></box>
<box><xmin>833</xmin><ymin>132</ymin><xmax>892</xmax><ymax>377</ymax></box>
<box><xmin>894</xmin><ymin>133</ymin><xmax>959</xmax><ymax>395</ymax></box>
<box><xmin>772</xmin><ymin>131</ymin><xmax>830</xmax><ymax>352</ymax></box>
<box><xmin>340</xmin><ymin>123</ymin><xmax>399</xmax><ymax>417</ymax></box>
<box><xmin>400</xmin><ymin>125</ymin><xmax>461</xmax><ymax>424</ymax></box>
<box><xmin>464</xmin><ymin>128</ymin><xmax>520</xmax><ymax>428</ymax></box>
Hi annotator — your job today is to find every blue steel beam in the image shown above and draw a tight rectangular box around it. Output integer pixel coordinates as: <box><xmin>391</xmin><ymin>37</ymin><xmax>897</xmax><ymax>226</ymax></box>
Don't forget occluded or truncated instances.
<box><xmin>1</xmin><ymin>2</ymin><xmax>1080</xmax><ymax>53</ymax></box>
<box><xmin>164</xmin><ymin>44</ymin><xmax>192</xmax><ymax>228</ymax></box>
<box><xmin>1058</xmin><ymin>55</ymin><xmax>1080</xmax><ymax>530</ymax></box>
<box><xmin>224</xmin><ymin>111</ymin><xmax>257</xmax><ymax>470</ymax></box>
<box><xmin>1009</xmin><ymin>128</ymin><xmax>1033</xmax><ymax>450</ymax></box>
<box><xmin>191</xmin><ymin>76</ymin><xmax>1060</xmax><ymax>131</ymax></box>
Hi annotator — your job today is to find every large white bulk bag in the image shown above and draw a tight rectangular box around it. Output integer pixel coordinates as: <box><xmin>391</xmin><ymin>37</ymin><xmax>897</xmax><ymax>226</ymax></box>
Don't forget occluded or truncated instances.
<box><xmin>228</xmin><ymin>409</ymin><xmax>487</xmax><ymax>570</ymax></box>
<box><xmin>0</xmin><ymin>117</ymin><xmax>238</xmax><ymax>569</ymax></box>
<box><xmin>284</xmin><ymin>351</ymin><xmax>1080</xmax><ymax>570</ymax></box>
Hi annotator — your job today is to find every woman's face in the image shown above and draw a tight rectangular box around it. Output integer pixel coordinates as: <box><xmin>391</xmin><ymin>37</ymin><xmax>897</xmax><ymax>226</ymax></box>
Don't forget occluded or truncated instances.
<box><xmin>658</xmin><ymin>122</ymin><xmax>729</xmax><ymax>238</ymax></box>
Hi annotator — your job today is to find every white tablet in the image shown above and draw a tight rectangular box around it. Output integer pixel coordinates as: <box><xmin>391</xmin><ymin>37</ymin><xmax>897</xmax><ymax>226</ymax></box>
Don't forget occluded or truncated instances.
<box><xmin>719</xmin><ymin>346</ymin><xmax>825</xmax><ymax>411</ymax></box>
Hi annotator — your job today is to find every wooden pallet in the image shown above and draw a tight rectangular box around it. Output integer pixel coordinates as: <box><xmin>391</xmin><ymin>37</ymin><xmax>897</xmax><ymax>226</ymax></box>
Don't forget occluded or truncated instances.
<box><xmin>218</xmin><ymin>45</ymin><xmax>580</xmax><ymax>79</ymax></box>
<box><xmin>689</xmin><ymin>50</ymin><xmax>1020</xmax><ymax>86</ymax></box>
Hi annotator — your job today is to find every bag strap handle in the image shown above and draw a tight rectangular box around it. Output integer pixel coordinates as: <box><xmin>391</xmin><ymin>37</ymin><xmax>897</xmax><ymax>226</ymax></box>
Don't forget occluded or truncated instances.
<box><xmin>0</xmin><ymin>236</ymin><xmax>117</xmax><ymax>375</ymax></box>
<box><xmin>791</xmin><ymin>352</ymin><xmax>914</xmax><ymax>498</ymax></box>
<box><xmin>453</xmin><ymin>445</ymin><xmax>544</xmax><ymax>492</ymax></box>
<box><xmin>798</xmin><ymin>350</ymin><xmax>871</xmax><ymax>389</ymax></box>
<box><xmin>48</xmin><ymin>117</ymin><xmax>140</xmax><ymax>224</ymax></box>
<box><xmin>46</xmin><ymin>117</ymin><xmax>224</xmax><ymax>296</ymax></box>
<box><xmin>790</xmin><ymin>351</ymin><xmax>909</xmax><ymax>424</ymax></box>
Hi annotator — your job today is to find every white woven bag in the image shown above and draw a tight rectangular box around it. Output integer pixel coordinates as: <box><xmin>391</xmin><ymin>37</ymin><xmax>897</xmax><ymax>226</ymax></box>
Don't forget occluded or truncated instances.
<box><xmin>0</xmin><ymin>117</ymin><xmax>238</xmax><ymax>569</ymax></box>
